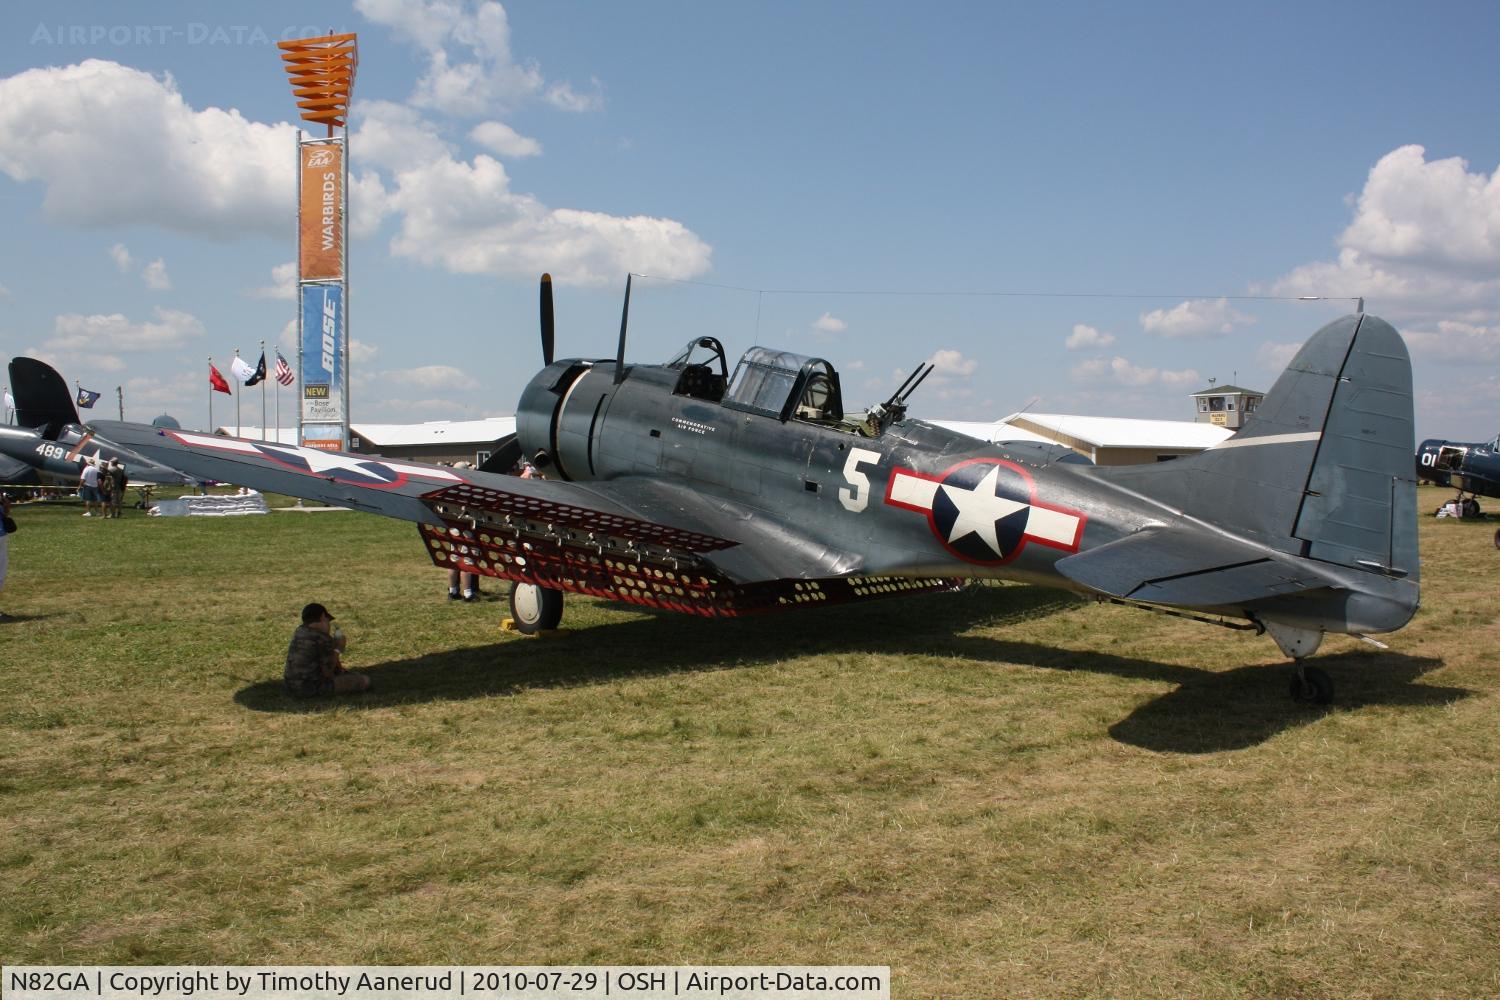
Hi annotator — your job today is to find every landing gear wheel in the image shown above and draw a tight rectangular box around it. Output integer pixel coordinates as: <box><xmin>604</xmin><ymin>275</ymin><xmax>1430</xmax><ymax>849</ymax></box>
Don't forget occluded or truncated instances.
<box><xmin>509</xmin><ymin>581</ymin><xmax>563</xmax><ymax>634</ymax></box>
<box><xmin>1289</xmin><ymin>662</ymin><xmax>1334</xmax><ymax>706</ymax></box>
<box><xmin>1494</xmin><ymin>527</ymin><xmax>1500</xmax><ymax>550</ymax></box>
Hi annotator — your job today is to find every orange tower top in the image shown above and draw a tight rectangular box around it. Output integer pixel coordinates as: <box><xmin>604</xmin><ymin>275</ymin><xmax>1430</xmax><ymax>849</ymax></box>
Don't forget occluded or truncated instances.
<box><xmin>277</xmin><ymin>32</ymin><xmax>358</xmax><ymax>134</ymax></box>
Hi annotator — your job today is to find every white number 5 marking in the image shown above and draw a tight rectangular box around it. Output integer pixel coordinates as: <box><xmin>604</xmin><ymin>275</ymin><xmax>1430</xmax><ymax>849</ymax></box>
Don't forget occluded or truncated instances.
<box><xmin>840</xmin><ymin>448</ymin><xmax>883</xmax><ymax>513</ymax></box>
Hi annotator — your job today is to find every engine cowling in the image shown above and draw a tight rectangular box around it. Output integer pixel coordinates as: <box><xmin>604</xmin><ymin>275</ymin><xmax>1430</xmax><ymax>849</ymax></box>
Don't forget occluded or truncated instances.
<box><xmin>515</xmin><ymin>360</ymin><xmax>618</xmax><ymax>481</ymax></box>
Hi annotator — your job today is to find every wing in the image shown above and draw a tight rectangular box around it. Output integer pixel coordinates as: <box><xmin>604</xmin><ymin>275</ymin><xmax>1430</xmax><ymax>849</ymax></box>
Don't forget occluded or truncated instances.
<box><xmin>92</xmin><ymin>421</ymin><xmax>861</xmax><ymax>584</ymax></box>
<box><xmin>0</xmin><ymin>451</ymin><xmax>40</xmax><ymax>485</ymax></box>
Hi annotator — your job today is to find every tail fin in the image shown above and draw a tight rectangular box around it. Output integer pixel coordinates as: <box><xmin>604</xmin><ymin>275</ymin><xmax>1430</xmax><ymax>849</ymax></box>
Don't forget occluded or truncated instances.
<box><xmin>1101</xmin><ymin>314</ymin><xmax>1418</xmax><ymax>582</ymax></box>
<box><xmin>8</xmin><ymin>356</ymin><xmax>80</xmax><ymax>438</ymax></box>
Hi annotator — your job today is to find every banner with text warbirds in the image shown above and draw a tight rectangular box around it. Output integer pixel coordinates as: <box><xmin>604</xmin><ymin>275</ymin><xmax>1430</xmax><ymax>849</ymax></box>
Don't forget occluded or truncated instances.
<box><xmin>298</xmin><ymin>139</ymin><xmax>343</xmax><ymax>280</ymax></box>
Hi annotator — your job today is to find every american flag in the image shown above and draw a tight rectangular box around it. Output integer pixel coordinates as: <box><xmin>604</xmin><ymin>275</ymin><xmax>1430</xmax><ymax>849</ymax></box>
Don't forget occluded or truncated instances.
<box><xmin>274</xmin><ymin>351</ymin><xmax>295</xmax><ymax>386</ymax></box>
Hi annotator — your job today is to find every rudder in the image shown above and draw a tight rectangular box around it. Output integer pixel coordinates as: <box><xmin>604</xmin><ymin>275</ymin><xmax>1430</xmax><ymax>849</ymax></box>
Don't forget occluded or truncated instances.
<box><xmin>9</xmin><ymin>356</ymin><xmax>80</xmax><ymax>438</ymax></box>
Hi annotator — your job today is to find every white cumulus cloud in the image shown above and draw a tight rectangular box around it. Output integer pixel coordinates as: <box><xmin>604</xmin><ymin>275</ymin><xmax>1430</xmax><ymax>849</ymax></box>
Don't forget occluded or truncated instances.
<box><xmin>382</xmin><ymin>364</ymin><xmax>478</xmax><ymax>390</ymax></box>
<box><xmin>1071</xmin><ymin>355</ymin><xmax>1199</xmax><ymax>387</ymax></box>
<box><xmin>0</xmin><ymin>60</ymin><xmax>295</xmax><ymax>236</ymax></box>
<box><xmin>1065</xmin><ymin>323</ymin><xmax>1115</xmax><ymax>350</ymax></box>
<box><xmin>350</xmin><ymin>339</ymin><xmax>381</xmax><ymax>363</ymax></box>
<box><xmin>356</xmin><ymin>0</ymin><xmax>598</xmax><ymax>118</ymax></box>
<box><xmin>469</xmin><ymin>120</ymin><xmax>542</xmax><ymax>158</ymax></box>
<box><xmin>544</xmin><ymin>79</ymin><xmax>604</xmax><ymax>113</ymax></box>
<box><xmin>1257</xmin><ymin>341</ymin><xmax>1301</xmax><ymax>372</ymax></box>
<box><xmin>109</xmin><ymin>243</ymin><xmax>133</xmax><ymax>272</ymax></box>
<box><xmin>1140</xmin><ymin>298</ymin><xmax>1254</xmax><ymax>338</ymax></box>
<box><xmin>353</xmin><ymin>100</ymin><xmax>454</xmax><ymax>172</ymax></box>
<box><xmin>29</xmin><ymin>306</ymin><xmax>205</xmax><ymax>371</ymax></box>
<box><xmin>1271</xmin><ymin>145</ymin><xmax>1500</xmax><ymax>324</ymax></box>
<box><xmin>926</xmin><ymin>348</ymin><xmax>978</xmax><ymax>378</ymax></box>
<box><xmin>1402</xmin><ymin>320</ymin><xmax>1500</xmax><ymax>364</ymax></box>
<box><xmin>48</xmin><ymin>307</ymin><xmax>204</xmax><ymax>353</ymax></box>
<box><xmin>248</xmin><ymin>261</ymin><xmax>297</xmax><ymax>301</ymax></box>
<box><xmin>387</xmin><ymin>153</ymin><xmax>711</xmax><ymax>285</ymax></box>
<box><xmin>812</xmin><ymin>312</ymin><xmax>847</xmax><ymax>334</ymax></box>
<box><xmin>142</xmin><ymin>258</ymin><xmax>171</xmax><ymax>291</ymax></box>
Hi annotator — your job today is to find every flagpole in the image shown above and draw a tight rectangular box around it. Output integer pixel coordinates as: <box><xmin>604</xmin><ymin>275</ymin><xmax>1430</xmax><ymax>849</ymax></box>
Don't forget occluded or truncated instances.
<box><xmin>234</xmin><ymin>348</ymin><xmax>242</xmax><ymax>438</ymax></box>
<box><xmin>117</xmin><ymin>386</ymin><xmax>124</xmax><ymax>421</ymax></box>
<box><xmin>260</xmin><ymin>339</ymin><xmax>267</xmax><ymax>441</ymax></box>
<box><xmin>275</xmin><ymin>359</ymin><xmax>281</xmax><ymax>444</ymax></box>
<box><xmin>208</xmin><ymin>357</ymin><xmax>214</xmax><ymax>432</ymax></box>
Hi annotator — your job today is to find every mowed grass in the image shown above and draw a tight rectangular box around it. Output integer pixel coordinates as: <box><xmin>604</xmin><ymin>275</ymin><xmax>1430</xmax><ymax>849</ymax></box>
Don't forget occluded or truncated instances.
<box><xmin>0</xmin><ymin>485</ymin><xmax>1497</xmax><ymax>998</ymax></box>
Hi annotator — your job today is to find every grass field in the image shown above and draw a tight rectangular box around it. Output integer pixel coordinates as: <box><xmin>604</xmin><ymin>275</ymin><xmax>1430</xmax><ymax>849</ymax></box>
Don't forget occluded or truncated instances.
<box><xmin>1</xmin><ymin>485</ymin><xmax>1496</xmax><ymax>998</ymax></box>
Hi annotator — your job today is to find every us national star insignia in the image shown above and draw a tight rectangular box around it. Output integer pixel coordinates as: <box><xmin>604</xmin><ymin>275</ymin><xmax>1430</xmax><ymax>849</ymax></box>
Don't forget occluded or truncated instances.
<box><xmin>884</xmin><ymin>457</ymin><xmax>1085</xmax><ymax>564</ymax></box>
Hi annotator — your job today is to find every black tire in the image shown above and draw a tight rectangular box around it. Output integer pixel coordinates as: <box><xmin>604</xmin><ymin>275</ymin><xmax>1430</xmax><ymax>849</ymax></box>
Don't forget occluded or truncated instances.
<box><xmin>1289</xmin><ymin>664</ymin><xmax>1334</xmax><ymax>706</ymax></box>
<box><xmin>1493</xmin><ymin>527</ymin><xmax>1500</xmax><ymax>550</ymax></box>
<box><xmin>509</xmin><ymin>581</ymin><xmax>563</xmax><ymax>634</ymax></box>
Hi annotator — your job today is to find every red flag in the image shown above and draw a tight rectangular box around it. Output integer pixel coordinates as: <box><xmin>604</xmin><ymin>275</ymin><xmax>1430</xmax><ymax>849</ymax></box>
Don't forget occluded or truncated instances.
<box><xmin>209</xmin><ymin>363</ymin><xmax>231</xmax><ymax>395</ymax></box>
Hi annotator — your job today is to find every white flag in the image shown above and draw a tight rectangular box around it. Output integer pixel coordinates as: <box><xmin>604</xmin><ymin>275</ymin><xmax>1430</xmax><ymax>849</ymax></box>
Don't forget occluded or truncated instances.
<box><xmin>3</xmin><ymin>388</ymin><xmax>13</xmax><ymax>411</ymax></box>
<box><xmin>230</xmin><ymin>356</ymin><xmax>257</xmax><ymax>383</ymax></box>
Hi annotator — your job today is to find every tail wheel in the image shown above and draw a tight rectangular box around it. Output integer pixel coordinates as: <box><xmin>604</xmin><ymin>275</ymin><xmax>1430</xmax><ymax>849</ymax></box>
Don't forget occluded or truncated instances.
<box><xmin>509</xmin><ymin>581</ymin><xmax>563</xmax><ymax>634</ymax></box>
<box><xmin>1289</xmin><ymin>663</ymin><xmax>1334</xmax><ymax>706</ymax></box>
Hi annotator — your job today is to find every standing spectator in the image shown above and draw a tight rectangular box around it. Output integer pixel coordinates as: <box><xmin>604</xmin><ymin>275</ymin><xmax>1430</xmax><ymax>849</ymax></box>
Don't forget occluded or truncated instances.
<box><xmin>0</xmin><ymin>491</ymin><xmax>12</xmax><ymax>622</ymax></box>
<box><xmin>446</xmin><ymin>462</ymin><xmax>481</xmax><ymax>601</ymax></box>
<box><xmin>78</xmin><ymin>459</ymin><xmax>102</xmax><ymax>517</ymax></box>
<box><xmin>447</xmin><ymin>567</ymin><xmax>481</xmax><ymax>602</ymax></box>
<box><xmin>98</xmin><ymin>459</ymin><xmax>116</xmax><ymax>516</ymax></box>
<box><xmin>108</xmin><ymin>460</ymin><xmax>127</xmax><ymax>518</ymax></box>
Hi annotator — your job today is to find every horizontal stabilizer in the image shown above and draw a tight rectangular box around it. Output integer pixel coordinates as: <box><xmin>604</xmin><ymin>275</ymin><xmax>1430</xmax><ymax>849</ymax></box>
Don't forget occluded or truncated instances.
<box><xmin>1055</xmin><ymin>526</ymin><xmax>1341</xmax><ymax>607</ymax></box>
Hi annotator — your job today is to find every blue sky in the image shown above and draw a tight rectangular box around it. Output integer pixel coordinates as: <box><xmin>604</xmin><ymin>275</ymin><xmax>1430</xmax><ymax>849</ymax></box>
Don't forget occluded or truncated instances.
<box><xmin>1</xmin><ymin>0</ymin><xmax>1497</xmax><ymax>439</ymax></box>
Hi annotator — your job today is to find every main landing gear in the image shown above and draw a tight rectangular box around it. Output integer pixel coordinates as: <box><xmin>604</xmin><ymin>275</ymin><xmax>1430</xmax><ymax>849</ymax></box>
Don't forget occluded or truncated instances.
<box><xmin>508</xmin><ymin>581</ymin><xmax>563</xmax><ymax>634</ymax></box>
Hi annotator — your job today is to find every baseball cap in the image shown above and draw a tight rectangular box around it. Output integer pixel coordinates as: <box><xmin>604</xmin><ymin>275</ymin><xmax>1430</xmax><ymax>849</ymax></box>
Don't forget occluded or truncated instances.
<box><xmin>301</xmin><ymin>602</ymin><xmax>335</xmax><ymax>625</ymax></box>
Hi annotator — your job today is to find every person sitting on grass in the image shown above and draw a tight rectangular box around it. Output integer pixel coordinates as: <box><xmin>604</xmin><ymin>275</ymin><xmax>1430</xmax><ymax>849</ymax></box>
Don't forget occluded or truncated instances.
<box><xmin>284</xmin><ymin>602</ymin><xmax>371</xmax><ymax>697</ymax></box>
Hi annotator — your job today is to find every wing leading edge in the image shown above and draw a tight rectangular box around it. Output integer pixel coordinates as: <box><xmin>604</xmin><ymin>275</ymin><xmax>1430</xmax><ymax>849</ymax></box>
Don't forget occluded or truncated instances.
<box><xmin>91</xmin><ymin>422</ymin><xmax>866</xmax><ymax>585</ymax></box>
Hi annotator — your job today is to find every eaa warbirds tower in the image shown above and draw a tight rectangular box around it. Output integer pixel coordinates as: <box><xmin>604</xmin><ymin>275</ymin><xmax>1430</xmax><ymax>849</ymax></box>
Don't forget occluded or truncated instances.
<box><xmin>278</xmin><ymin>31</ymin><xmax>357</xmax><ymax>451</ymax></box>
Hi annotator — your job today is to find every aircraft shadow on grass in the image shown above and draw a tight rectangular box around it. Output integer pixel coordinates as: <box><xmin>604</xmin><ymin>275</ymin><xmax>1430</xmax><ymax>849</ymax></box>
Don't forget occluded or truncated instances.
<box><xmin>232</xmin><ymin>585</ymin><xmax>1467</xmax><ymax>753</ymax></box>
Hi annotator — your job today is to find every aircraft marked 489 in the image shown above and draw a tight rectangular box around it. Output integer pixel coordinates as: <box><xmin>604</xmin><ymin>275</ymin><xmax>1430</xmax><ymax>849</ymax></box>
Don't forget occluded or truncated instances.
<box><xmin>884</xmin><ymin>457</ymin><xmax>1085</xmax><ymax>564</ymax></box>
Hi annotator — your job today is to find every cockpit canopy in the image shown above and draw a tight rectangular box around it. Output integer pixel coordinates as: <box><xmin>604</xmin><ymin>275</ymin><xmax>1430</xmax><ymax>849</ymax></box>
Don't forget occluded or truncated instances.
<box><xmin>725</xmin><ymin>347</ymin><xmax>844</xmax><ymax>423</ymax></box>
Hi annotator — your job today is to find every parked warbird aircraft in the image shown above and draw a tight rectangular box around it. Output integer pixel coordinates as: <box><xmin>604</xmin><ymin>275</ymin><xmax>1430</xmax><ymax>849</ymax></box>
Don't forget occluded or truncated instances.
<box><xmin>97</xmin><ymin>277</ymin><xmax>1419</xmax><ymax>704</ymax></box>
<box><xmin>1416</xmin><ymin>432</ymin><xmax>1500</xmax><ymax>513</ymax></box>
<box><xmin>1</xmin><ymin>357</ymin><xmax>192</xmax><ymax>487</ymax></box>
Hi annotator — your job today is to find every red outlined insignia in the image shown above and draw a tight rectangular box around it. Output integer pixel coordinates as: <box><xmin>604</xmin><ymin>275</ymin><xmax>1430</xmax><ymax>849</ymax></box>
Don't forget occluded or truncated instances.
<box><xmin>885</xmin><ymin>457</ymin><xmax>1085</xmax><ymax>565</ymax></box>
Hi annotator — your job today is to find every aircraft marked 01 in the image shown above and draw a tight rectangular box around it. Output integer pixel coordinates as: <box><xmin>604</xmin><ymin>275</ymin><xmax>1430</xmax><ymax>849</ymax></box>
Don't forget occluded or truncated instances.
<box><xmin>885</xmin><ymin>457</ymin><xmax>1085</xmax><ymax>564</ymax></box>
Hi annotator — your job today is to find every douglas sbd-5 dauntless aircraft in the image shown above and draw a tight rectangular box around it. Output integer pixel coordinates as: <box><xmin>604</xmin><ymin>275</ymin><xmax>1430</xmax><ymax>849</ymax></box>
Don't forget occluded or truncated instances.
<box><xmin>98</xmin><ymin>277</ymin><xmax>1420</xmax><ymax>705</ymax></box>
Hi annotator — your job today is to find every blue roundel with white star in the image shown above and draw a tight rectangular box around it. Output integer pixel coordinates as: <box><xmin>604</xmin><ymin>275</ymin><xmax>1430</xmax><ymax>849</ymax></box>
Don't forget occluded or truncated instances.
<box><xmin>884</xmin><ymin>456</ymin><xmax>1086</xmax><ymax>566</ymax></box>
<box><xmin>930</xmin><ymin>459</ymin><xmax>1036</xmax><ymax>563</ymax></box>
